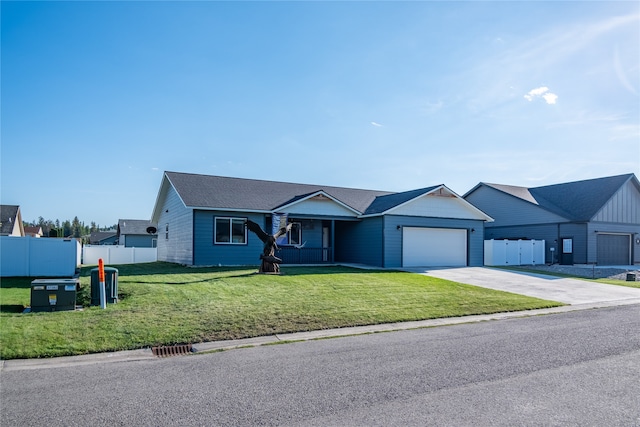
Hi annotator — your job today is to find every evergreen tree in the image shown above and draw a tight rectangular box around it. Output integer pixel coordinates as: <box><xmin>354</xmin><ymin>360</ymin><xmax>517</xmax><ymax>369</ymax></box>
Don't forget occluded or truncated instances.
<box><xmin>62</xmin><ymin>220</ymin><xmax>72</xmax><ymax>238</ymax></box>
<box><xmin>71</xmin><ymin>216</ymin><xmax>82</xmax><ymax>238</ymax></box>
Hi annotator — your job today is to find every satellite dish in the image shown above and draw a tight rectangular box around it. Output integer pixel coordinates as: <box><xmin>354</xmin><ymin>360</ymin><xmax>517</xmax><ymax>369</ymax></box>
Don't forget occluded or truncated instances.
<box><xmin>146</xmin><ymin>226</ymin><xmax>157</xmax><ymax>234</ymax></box>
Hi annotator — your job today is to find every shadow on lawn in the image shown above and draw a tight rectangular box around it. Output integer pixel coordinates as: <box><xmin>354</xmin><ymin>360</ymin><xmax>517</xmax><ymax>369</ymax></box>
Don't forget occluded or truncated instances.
<box><xmin>0</xmin><ymin>304</ymin><xmax>26</xmax><ymax>313</ymax></box>
<box><xmin>128</xmin><ymin>271</ymin><xmax>259</xmax><ymax>285</ymax></box>
<box><xmin>79</xmin><ymin>263</ymin><xmax>398</xmax><ymax>279</ymax></box>
<box><xmin>279</xmin><ymin>266</ymin><xmax>399</xmax><ymax>276</ymax></box>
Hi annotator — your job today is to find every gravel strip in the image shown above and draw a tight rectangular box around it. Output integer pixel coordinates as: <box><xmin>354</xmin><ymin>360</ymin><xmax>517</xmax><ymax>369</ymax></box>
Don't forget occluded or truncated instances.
<box><xmin>507</xmin><ymin>265</ymin><xmax>638</xmax><ymax>280</ymax></box>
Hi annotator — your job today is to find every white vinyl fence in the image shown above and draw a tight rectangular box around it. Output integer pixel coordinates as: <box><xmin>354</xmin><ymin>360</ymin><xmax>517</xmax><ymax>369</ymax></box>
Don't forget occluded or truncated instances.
<box><xmin>0</xmin><ymin>236</ymin><xmax>81</xmax><ymax>277</ymax></box>
<box><xmin>484</xmin><ymin>239</ymin><xmax>545</xmax><ymax>266</ymax></box>
<box><xmin>83</xmin><ymin>245</ymin><xmax>157</xmax><ymax>265</ymax></box>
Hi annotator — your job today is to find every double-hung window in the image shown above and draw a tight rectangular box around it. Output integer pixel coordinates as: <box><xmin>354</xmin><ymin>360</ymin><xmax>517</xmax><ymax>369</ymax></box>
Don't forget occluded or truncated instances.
<box><xmin>215</xmin><ymin>217</ymin><xmax>246</xmax><ymax>244</ymax></box>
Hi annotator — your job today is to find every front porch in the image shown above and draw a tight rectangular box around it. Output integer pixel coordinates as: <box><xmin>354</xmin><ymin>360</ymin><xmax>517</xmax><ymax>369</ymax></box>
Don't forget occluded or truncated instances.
<box><xmin>278</xmin><ymin>246</ymin><xmax>333</xmax><ymax>264</ymax></box>
<box><xmin>267</xmin><ymin>216</ymin><xmax>339</xmax><ymax>265</ymax></box>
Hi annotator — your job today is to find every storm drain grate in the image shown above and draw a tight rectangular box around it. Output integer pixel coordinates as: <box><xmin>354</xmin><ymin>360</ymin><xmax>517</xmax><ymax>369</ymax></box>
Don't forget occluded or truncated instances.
<box><xmin>152</xmin><ymin>344</ymin><xmax>193</xmax><ymax>357</ymax></box>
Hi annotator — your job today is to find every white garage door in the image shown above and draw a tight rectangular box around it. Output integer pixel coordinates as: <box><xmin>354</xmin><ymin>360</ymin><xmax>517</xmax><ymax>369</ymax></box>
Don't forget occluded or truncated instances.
<box><xmin>403</xmin><ymin>227</ymin><xmax>467</xmax><ymax>267</ymax></box>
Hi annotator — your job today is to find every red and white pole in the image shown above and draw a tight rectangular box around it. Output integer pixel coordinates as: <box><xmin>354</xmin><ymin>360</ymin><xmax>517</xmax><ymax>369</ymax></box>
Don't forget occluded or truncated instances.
<box><xmin>98</xmin><ymin>258</ymin><xmax>106</xmax><ymax>309</ymax></box>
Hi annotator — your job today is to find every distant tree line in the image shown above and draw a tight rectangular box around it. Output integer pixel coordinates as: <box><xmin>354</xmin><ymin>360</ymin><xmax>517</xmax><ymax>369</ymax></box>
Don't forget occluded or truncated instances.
<box><xmin>23</xmin><ymin>216</ymin><xmax>116</xmax><ymax>241</ymax></box>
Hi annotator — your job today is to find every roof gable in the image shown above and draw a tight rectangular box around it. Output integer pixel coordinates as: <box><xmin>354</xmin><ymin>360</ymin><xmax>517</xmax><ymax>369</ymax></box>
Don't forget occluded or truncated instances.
<box><xmin>274</xmin><ymin>191</ymin><xmax>361</xmax><ymax>217</ymax></box>
<box><xmin>592</xmin><ymin>177</ymin><xmax>640</xmax><ymax>223</ymax></box>
<box><xmin>466</xmin><ymin>173</ymin><xmax>637</xmax><ymax>222</ymax></box>
<box><xmin>0</xmin><ymin>205</ymin><xmax>24</xmax><ymax>236</ymax></box>
<box><xmin>367</xmin><ymin>186</ymin><xmax>493</xmax><ymax>221</ymax></box>
<box><xmin>529</xmin><ymin>174</ymin><xmax>634</xmax><ymax>221</ymax></box>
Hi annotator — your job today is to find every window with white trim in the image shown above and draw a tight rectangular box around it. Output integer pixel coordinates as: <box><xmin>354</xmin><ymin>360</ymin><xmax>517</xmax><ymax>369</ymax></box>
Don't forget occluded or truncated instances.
<box><xmin>215</xmin><ymin>217</ymin><xmax>247</xmax><ymax>244</ymax></box>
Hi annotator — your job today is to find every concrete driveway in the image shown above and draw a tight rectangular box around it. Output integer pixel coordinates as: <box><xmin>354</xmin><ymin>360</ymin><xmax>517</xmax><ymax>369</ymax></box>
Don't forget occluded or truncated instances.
<box><xmin>405</xmin><ymin>267</ymin><xmax>640</xmax><ymax>305</ymax></box>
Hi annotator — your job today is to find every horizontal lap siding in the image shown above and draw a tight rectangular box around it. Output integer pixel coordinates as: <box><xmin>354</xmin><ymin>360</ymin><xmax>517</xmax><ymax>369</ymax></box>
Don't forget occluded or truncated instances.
<box><xmin>466</xmin><ymin>186</ymin><xmax>566</xmax><ymax>226</ymax></box>
<box><xmin>335</xmin><ymin>218</ymin><xmax>383</xmax><ymax>267</ymax></box>
<box><xmin>384</xmin><ymin>216</ymin><xmax>485</xmax><ymax>268</ymax></box>
<box><xmin>123</xmin><ymin>235</ymin><xmax>155</xmax><ymax>248</ymax></box>
<box><xmin>194</xmin><ymin>211</ymin><xmax>265</xmax><ymax>266</ymax></box>
<box><xmin>156</xmin><ymin>187</ymin><xmax>193</xmax><ymax>265</ymax></box>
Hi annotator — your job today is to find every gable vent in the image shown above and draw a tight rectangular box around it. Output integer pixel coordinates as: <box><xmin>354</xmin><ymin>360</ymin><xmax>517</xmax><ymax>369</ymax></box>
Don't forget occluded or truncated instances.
<box><xmin>429</xmin><ymin>188</ymin><xmax>455</xmax><ymax>197</ymax></box>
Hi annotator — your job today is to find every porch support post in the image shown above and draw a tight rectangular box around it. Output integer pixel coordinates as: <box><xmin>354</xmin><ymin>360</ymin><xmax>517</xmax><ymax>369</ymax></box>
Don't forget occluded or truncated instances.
<box><xmin>331</xmin><ymin>220</ymin><xmax>335</xmax><ymax>263</ymax></box>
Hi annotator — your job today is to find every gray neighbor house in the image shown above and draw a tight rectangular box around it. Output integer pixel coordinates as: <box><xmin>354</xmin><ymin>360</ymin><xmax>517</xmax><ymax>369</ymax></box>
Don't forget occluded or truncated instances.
<box><xmin>150</xmin><ymin>171</ymin><xmax>493</xmax><ymax>268</ymax></box>
<box><xmin>117</xmin><ymin>219</ymin><xmax>158</xmax><ymax>248</ymax></box>
<box><xmin>464</xmin><ymin>173</ymin><xmax>640</xmax><ymax>266</ymax></box>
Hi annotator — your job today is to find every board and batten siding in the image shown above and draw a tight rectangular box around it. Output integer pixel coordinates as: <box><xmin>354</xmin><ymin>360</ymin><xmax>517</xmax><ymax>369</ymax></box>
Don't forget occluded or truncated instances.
<box><xmin>156</xmin><ymin>185</ymin><xmax>193</xmax><ymax>265</ymax></box>
<box><xmin>193</xmin><ymin>211</ymin><xmax>266</xmax><ymax>266</ymax></box>
<box><xmin>335</xmin><ymin>217</ymin><xmax>384</xmax><ymax>267</ymax></box>
<box><xmin>593</xmin><ymin>179</ymin><xmax>640</xmax><ymax>224</ymax></box>
<box><xmin>465</xmin><ymin>185</ymin><xmax>566</xmax><ymax>227</ymax></box>
<box><xmin>383</xmin><ymin>216</ymin><xmax>485</xmax><ymax>267</ymax></box>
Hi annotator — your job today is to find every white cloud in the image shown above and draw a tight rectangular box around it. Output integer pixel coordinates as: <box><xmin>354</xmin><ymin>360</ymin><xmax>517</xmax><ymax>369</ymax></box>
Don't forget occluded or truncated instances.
<box><xmin>525</xmin><ymin>86</ymin><xmax>558</xmax><ymax>104</ymax></box>
<box><xmin>371</xmin><ymin>121</ymin><xmax>383</xmax><ymax>127</ymax></box>
<box><xmin>542</xmin><ymin>92</ymin><xmax>558</xmax><ymax>104</ymax></box>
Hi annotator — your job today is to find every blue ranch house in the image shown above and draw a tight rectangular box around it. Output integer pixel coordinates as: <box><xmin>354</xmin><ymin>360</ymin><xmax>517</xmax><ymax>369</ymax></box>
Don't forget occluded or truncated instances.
<box><xmin>151</xmin><ymin>171</ymin><xmax>493</xmax><ymax>268</ymax></box>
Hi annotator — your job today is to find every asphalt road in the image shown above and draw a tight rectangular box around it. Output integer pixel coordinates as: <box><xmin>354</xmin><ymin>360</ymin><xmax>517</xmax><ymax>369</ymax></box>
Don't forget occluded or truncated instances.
<box><xmin>2</xmin><ymin>304</ymin><xmax>639</xmax><ymax>426</ymax></box>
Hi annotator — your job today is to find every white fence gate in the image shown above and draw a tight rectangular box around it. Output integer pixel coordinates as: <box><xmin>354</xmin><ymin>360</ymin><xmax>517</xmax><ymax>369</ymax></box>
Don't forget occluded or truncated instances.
<box><xmin>484</xmin><ymin>239</ymin><xmax>545</xmax><ymax>266</ymax></box>
<box><xmin>83</xmin><ymin>245</ymin><xmax>157</xmax><ymax>265</ymax></box>
<box><xmin>0</xmin><ymin>236</ymin><xmax>81</xmax><ymax>277</ymax></box>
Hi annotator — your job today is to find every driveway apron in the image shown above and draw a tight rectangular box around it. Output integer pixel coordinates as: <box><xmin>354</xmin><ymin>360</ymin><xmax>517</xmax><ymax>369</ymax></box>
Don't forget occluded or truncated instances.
<box><xmin>405</xmin><ymin>267</ymin><xmax>640</xmax><ymax>305</ymax></box>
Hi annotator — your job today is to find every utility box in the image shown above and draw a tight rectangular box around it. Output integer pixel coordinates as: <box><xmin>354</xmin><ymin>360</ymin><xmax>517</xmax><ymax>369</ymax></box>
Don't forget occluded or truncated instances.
<box><xmin>90</xmin><ymin>267</ymin><xmax>119</xmax><ymax>305</ymax></box>
<box><xmin>31</xmin><ymin>279</ymin><xmax>79</xmax><ymax>312</ymax></box>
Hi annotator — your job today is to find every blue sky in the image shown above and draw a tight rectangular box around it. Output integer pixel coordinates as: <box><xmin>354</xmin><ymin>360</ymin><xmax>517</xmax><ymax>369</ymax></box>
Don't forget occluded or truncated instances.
<box><xmin>2</xmin><ymin>1</ymin><xmax>638</xmax><ymax>227</ymax></box>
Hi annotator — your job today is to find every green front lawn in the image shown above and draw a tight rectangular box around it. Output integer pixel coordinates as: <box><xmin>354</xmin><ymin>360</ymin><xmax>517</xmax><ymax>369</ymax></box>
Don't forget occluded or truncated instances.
<box><xmin>0</xmin><ymin>263</ymin><xmax>563</xmax><ymax>360</ymax></box>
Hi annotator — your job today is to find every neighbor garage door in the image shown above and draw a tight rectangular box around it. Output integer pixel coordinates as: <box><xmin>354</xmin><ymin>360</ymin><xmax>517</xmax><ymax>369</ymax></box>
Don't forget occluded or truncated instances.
<box><xmin>402</xmin><ymin>227</ymin><xmax>467</xmax><ymax>267</ymax></box>
<box><xmin>597</xmin><ymin>233</ymin><xmax>631</xmax><ymax>265</ymax></box>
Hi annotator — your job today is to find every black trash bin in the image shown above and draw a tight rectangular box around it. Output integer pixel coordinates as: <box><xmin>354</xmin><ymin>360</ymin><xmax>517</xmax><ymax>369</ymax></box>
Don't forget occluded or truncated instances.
<box><xmin>90</xmin><ymin>267</ymin><xmax>119</xmax><ymax>305</ymax></box>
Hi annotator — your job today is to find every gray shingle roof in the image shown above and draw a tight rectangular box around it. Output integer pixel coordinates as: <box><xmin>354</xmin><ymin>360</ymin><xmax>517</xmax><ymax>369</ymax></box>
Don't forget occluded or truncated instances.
<box><xmin>530</xmin><ymin>173</ymin><xmax>635</xmax><ymax>221</ymax></box>
<box><xmin>0</xmin><ymin>205</ymin><xmax>20</xmax><ymax>235</ymax></box>
<box><xmin>89</xmin><ymin>231</ymin><xmax>117</xmax><ymax>244</ymax></box>
<box><xmin>483</xmin><ymin>173</ymin><xmax>636</xmax><ymax>221</ymax></box>
<box><xmin>118</xmin><ymin>219</ymin><xmax>158</xmax><ymax>235</ymax></box>
<box><xmin>165</xmin><ymin>171</ymin><xmax>394</xmax><ymax>214</ymax></box>
<box><xmin>363</xmin><ymin>186</ymin><xmax>441</xmax><ymax>215</ymax></box>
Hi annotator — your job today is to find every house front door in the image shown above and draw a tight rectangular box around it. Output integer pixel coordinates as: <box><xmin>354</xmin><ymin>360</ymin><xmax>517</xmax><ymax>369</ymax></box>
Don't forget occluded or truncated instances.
<box><xmin>560</xmin><ymin>237</ymin><xmax>573</xmax><ymax>265</ymax></box>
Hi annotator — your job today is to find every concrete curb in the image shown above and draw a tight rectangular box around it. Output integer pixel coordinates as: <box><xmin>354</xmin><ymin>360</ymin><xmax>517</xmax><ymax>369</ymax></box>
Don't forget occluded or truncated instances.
<box><xmin>3</xmin><ymin>299</ymin><xmax>639</xmax><ymax>372</ymax></box>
